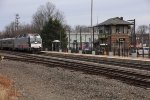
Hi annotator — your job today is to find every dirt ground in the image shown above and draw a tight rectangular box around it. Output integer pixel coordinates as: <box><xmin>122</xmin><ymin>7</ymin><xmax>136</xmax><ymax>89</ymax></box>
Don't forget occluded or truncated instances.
<box><xmin>0</xmin><ymin>60</ymin><xmax>150</xmax><ymax>100</ymax></box>
<box><xmin>0</xmin><ymin>75</ymin><xmax>20</xmax><ymax>100</ymax></box>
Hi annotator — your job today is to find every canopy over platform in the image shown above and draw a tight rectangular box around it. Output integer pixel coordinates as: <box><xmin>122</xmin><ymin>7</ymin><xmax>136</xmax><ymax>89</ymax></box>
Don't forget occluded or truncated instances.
<box><xmin>53</xmin><ymin>40</ymin><xmax>60</xmax><ymax>43</ymax></box>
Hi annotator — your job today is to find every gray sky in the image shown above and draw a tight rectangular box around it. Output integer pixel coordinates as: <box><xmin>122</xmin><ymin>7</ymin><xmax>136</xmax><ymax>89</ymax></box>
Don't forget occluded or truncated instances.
<box><xmin>0</xmin><ymin>0</ymin><xmax>150</xmax><ymax>31</ymax></box>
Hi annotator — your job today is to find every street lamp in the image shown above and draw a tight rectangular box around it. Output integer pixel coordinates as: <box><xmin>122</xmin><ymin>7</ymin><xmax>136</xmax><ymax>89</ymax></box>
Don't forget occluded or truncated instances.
<box><xmin>127</xmin><ymin>19</ymin><xmax>136</xmax><ymax>53</ymax></box>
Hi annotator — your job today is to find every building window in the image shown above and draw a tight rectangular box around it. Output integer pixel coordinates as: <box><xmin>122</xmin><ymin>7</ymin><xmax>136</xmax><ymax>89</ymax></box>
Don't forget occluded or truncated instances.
<box><xmin>99</xmin><ymin>30</ymin><xmax>103</xmax><ymax>33</ymax></box>
<box><xmin>120</xmin><ymin>26</ymin><xmax>124</xmax><ymax>34</ymax></box>
<box><xmin>116</xmin><ymin>26</ymin><xmax>120</xmax><ymax>33</ymax></box>
<box><xmin>105</xmin><ymin>26</ymin><xmax>109</xmax><ymax>34</ymax></box>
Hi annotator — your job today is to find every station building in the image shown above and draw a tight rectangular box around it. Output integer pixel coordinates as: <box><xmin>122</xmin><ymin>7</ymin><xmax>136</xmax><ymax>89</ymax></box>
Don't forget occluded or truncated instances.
<box><xmin>66</xmin><ymin>17</ymin><xmax>133</xmax><ymax>55</ymax></box>
<box><xmin>95</xmin><ymin>17</ymin><xmax>132</xmax><ymax>55</ymax></box>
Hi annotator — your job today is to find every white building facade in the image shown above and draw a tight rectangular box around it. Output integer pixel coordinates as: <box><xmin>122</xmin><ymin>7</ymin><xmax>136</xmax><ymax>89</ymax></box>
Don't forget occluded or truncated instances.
<box><xmin>67</xmin><ymin>32</ymin><xmax>99</xmax><ymax>51</ymax></box>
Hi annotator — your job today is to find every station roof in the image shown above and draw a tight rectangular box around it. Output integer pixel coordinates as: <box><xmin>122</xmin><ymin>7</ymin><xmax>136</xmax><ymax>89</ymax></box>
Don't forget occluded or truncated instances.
<box><xmin>96</xmin><ymin>17</ymin><xmax>133</xmax><ymax>26</ymax></box>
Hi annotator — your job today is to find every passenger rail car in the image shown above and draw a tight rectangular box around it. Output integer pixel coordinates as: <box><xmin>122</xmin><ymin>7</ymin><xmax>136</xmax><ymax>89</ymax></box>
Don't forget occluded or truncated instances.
<box><xmin>0</xmin><ymin>38</ymin><xmax>14</xmax><ymax>50</ymax></box>
<box><xmin>0</xmin><ymin>33</ymin><xmax>42</xmax><ymax>51</ymax></box>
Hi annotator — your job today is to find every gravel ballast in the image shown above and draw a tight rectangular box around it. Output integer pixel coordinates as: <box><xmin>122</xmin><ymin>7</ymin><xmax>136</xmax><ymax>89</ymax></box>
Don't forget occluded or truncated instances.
<box><xmin>0</xmin><ymin>60</ymin><xmax>150</xmax><ymax>100</ymax></box>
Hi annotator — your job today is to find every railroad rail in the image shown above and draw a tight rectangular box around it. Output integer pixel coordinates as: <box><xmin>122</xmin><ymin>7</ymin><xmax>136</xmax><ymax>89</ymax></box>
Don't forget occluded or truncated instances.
<box><xmin>41</xmin><ymin>52</ymin><xmax>150</xmax><ymax>71</ymax></box>
<box><xmin>0</xmin><ymin>50</ymin><xmax>150</xmax><ymax>88</ymax></box>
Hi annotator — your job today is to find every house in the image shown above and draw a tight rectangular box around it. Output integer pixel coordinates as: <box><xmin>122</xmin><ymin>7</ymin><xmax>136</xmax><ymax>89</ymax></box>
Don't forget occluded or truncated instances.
<box><xmin>95</xmin><ymin>17</ymin><xmax>133</xmax><ymax>55</ymax></box>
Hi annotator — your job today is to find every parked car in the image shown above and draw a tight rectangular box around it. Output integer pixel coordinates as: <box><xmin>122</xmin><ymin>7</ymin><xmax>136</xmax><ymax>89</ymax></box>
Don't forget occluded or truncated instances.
<box><xmin>137</xmin><ymin>47</ymin><xmax>150</xmax><ymax>55</ymax></box>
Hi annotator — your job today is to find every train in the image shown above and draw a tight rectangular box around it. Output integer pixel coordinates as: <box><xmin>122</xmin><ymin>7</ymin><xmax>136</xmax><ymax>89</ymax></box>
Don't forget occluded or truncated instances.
<box><xmin>0</xmin><ymin>33</ymin><xmax>42</xmax><ymax>52</ymax></box>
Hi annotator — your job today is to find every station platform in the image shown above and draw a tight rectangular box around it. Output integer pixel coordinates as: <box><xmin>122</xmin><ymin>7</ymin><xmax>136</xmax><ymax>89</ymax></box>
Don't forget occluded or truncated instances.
<box><xmin>41</xmin><ymin>51</ymin><xmax>150</xmax><ymax>65</ymax></box>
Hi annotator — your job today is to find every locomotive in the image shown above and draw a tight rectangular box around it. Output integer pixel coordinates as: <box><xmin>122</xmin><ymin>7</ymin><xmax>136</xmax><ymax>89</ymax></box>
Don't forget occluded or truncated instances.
<box><xmin>0</xmin><ymin>33</ymin><xmax>42</xmax><ymax>51</ymax></box>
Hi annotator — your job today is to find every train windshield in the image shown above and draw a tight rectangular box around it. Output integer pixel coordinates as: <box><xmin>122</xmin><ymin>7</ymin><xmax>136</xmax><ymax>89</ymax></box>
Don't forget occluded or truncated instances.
<box><xmin>30</xmin><ymin>34</ymin><xmax>42</xmax><ymax>44</ymax></box>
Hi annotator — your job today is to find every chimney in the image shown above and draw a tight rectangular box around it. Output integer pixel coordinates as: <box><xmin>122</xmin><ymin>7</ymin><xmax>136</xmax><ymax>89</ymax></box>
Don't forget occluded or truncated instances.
<box><xmin>120</xmin><ymin>17</ymin><xmax>123</xmax><ymax>20</ymax></box>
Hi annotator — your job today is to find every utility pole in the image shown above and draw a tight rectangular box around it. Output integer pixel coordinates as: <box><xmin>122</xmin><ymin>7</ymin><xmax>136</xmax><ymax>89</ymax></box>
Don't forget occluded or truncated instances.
<box><xmin>85</xmin><ymin>34</ymin><xmax>87</xmax><ymax>42</ymax></box>
<box><xmin>91</xmin><ymin>0</ymin><xmax>93</xmax><ymax>51</ymax></box>
<box><xmin>134</xmin><ymin>19</ymin><xmax>136</xmax><ymax>53</ymax></box>
<box><xmin>76</xmin><ymin>32</ymin><xmax>77</xmax><ymax>52</ymax></box>
<box><xmin>142</xmin><ymin>28</ymin><xmax>144</xmax><ymax>58</ymax></box>
<box><xmin>15</xmin><ymin>14</ymin><xmax>20</xmax><ymax>31</ymax></box>
<box><xmin>59</xmin><ymin>31</ymin><xmax>62</xmax><ymax>50</ymax></box>
<box><xmin>80</xmin><ymin>28</ymin><xmax>82</xmax><ymax>50</ymax></box>
<box><xmin>149</xmin><ymin>24</ymin><xmax>150</xmax><ymax>58</ymax></box>
<box><xmin>93</xmin><ymin>27</ymin><xmax>95</xmax><ymax>50</ymax></box>
<box><xmin>128</xmin><ymin>19</ymin><xmax>136</xmax><ymax>53</ymax></box>
<box><xmin>68</xmin><ymin>30</ymin><xmax>70</xmax><ymax>50</ymax></box>
<box><xmin>91</xmin><ymin>0</ymin><xmax>93</xmax><ymax>27</ymax></box>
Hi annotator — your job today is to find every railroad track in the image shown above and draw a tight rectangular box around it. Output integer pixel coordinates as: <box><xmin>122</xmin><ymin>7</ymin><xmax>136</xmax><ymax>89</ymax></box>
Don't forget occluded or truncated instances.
<box><xmin>0</xmin><ymin>51</ymin><xmax>150</xmax><ymax>88</ymax></box>
<box><xmin>1</xmin><ymin>50</ymin><xmax>150</xmax><ymax>71</ymax></box>
<box><xmin>41</xmin><ymin>53</ymin><xmax>150</xmax><ymax>71</ymax></box>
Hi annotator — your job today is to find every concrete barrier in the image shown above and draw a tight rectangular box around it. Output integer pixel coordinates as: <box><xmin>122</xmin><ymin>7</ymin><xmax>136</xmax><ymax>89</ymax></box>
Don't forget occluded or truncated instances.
<box><xmin>68</xmin><ymin>50</ymin><xmax>71</xmax><ymax>53</ymax></box>
<box><xmin>132</xmin><ymin>53</ymin><xmax>137</xmax><ymax>58</ymax></box>
<box><xmin>92</xmin><ymin>51</ymin><xmax>95</xmax><ymax>55</ymax></box>
<box><xmin>59</xmin><ymin>49</ymin><xmax>62</xmax><ymax>52</ymax></box>
<box><xmin>79</xmin><ymin>50</ymin><xmax>82</xmax><ymax>54</ymax></box>
<box><xmin>109</xmin><ymin>52</ymin><xmax>113</xmax><ymax>56</ymax></box>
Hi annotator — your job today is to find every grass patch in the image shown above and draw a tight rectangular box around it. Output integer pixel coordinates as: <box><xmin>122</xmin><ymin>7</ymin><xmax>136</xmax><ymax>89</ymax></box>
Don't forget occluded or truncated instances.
<box><xmin>0</xmin><ymin>75</ymin><xmax>20</xmax><ymax>100</ymax></box>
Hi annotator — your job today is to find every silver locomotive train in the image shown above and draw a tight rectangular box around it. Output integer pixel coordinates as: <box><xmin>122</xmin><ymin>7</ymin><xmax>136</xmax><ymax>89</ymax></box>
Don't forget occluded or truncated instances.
<box><xmin>0</xmin><ymin>33</ymin><xmax>42</xmax><ymax>51</ymax></box>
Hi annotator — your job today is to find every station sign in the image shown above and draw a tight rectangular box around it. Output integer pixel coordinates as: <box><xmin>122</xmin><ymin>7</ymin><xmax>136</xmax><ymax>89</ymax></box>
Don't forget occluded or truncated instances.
<box><xmin>119</xmin><ymin>38</ymin><xmax>125</xmax><ymax>42</ymax></box>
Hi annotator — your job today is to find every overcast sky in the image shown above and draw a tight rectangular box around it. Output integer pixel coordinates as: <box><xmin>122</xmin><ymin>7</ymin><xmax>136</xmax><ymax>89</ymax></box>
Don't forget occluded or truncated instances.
<box><xmin>0</xmin><ymin>0</ymin><xmax>150</xmax><ymax>31</ymax></box>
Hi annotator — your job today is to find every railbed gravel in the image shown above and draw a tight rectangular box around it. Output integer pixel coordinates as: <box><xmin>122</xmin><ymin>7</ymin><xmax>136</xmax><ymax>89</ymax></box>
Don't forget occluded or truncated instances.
<box><xmin>0</xmin><ymin>60</ymin><xmax>150</xmax><ymax>100</ymax></box>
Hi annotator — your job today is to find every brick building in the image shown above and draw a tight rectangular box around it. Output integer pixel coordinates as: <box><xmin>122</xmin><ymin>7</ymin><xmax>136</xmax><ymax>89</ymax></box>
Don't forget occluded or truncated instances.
<box><xmin>96</xmin><ymin>17</ymin><xmax>132</xmax><ymax>55</ymax></box>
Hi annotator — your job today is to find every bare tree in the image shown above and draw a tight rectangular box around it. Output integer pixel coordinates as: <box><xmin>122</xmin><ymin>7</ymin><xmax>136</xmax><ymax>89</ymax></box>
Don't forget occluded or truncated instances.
<box><xmin>0</xmin><ymin>31</ymin><xmax>3</xmax><ymax>38</ymax></box>
<box><xmin>54</xmin><ymin>10</ymin><xmax>64</xmax><ymax>23</ymax></box>
<box><xmin>74</xmin><ymin>25</ymin><xmax>90</xmax><ymax>33</ymax></box>
<box><xmin>1</xmin><ymin>2</ymin><xmax>65</xmax><ymax>38</ymax></box>
<box><xmin>17</xmin><ymin>24</ymin><xmax>36</xmax><ymax>34</ymax></box>
<box><xmin>3</xmin><ymin>22</ymin><xmax>16</xmax><ymax>38</ymax></box>
<box><xmin>2</xmin><ymin>22</ymin><xmax>37</xmax><ymax>38</ymax></box>
<box><xmin>64</xmin><ymin>24</ymin><xmax>72</xmax><ymax>31</ymax></box>
<box><xmin>137</xmin><ymin>25</ymin><xmax>148</xmax><ymax>57</ymax></box>
<box><xmin>137</xmin><ymin>25</ymin><xmax>148</xmax><ymax>34</ymax></box>
<box><xmin>32</xmin><ymin>2</ymin><xmax>64</xmax><ymax>32</ymax></box>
